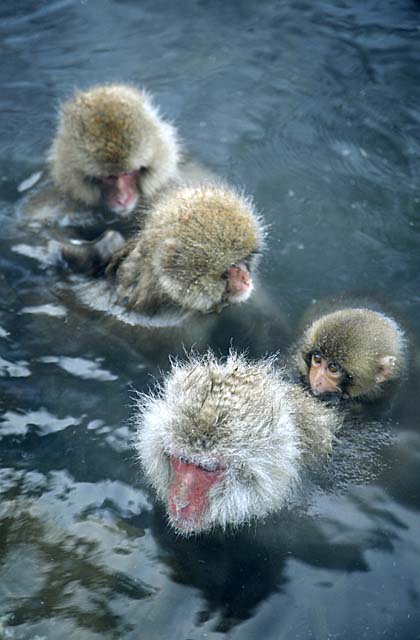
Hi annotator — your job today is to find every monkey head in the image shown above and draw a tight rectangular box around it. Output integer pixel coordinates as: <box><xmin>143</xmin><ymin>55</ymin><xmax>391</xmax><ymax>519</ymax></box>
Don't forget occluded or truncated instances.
<box><xmin>116</xmin><ymin>185</ymin><xmax>264</xmax><ymax>314</ymax></box>
<box><xmin>295</xmin><ymin>308</ymin><xmax>407</xmax><ymax>401</ymax></box>
<box><xmin>134</xmin><ymin>352</ymin><xmax>339</xmax><ymax>535</ymax></box>
<box><xmin>49</xmin><ymin>84</ymin><xmax>180</xmax><ymax>215</ymax></box>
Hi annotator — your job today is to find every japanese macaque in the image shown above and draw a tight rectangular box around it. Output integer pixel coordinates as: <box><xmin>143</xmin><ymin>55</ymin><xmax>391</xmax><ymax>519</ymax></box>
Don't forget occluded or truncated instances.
<box><xmin>62</xmin><ymin>184</ymin><xmax>271</xmax><ymax>365</ymax></box>
<box><xmin>133</xmin><ymin>352</ymin><xmax>342</xmax><ymax>535</ymax></box>
<box><xmin>22</xmin><ymin>83</ymin><xmax>181</xmax><ymax>226</ymax></box>
<box><xmin>292</xmin><ymin>307</ymin><xmax>407</xmax><ymax>402</ymax></box>
<box><xmin>104</xmin><ymin>184</ymin><xmax>264</xmax><ymax>316</ymax></box>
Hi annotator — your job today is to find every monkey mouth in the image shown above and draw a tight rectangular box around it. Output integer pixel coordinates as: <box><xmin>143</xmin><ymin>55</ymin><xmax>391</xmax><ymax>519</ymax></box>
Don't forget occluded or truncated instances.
<box><xmin>227</xmin><ymin>279</ymin><xmax>254</xmax><ymax>304</ymax></box>
<box><xmin>310</xmin><ymin>381</ymin><xmax>343</xmax><ymax>396</ymax></box>
<box><xmin>168</xmin><ymin>511</ymin><xmax>209</xmax><ymax>536</ymax></box>
<box><xmin>167</xmin><ymin>499</ymin><xmax>210</xmax><ymax>535</ymax></box>
<box><xmin>108</xmin><ymin>193</ymin><xmax>139</xmax><ymax>216</ymax></box>
<box><xmin>167</xmin><ymin>457</ymin><xmax>223</xmax><ymax>534</ymax></box>
<box><xmin>310</xmin><ymin>387</ymin><xmax>343</xmax><ymax>403</ymax></box>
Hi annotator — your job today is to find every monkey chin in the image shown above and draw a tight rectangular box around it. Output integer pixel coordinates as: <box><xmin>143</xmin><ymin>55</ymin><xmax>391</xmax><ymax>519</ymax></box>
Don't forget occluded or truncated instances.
<box><xmin>108</xmin><ymin>196</ymin><xmax>139</xmax><ymax>218</ymax></box>
<box><xmin>227</xmin><ymin>280</ymin><xmax>254</xmax><ymax>305</ymax></box>
<box><xmin>310</xmin><ymin>385</ymin><xmax>343</xmax><ymax>401</ymax></box>
<box><xmin>167</xmin><ymin>511</ymin><xmax>209</xmax><ymax>537</ymax></box>
<box><xmin>107</xmin><ymin>194</ymin><xmax>139</xmax><ymax>217</ymax></box>
<box><xmin>311</xmin><ymin>386</ymin><xmax>340</xmax><ymax>397</ymax></box>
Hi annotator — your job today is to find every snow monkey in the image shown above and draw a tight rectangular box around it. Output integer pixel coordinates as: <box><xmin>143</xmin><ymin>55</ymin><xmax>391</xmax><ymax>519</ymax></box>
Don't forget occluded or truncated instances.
<box><xmin>22</xmin><ymin>83</ymin><xmax>182</xmax><ymax>226</ymax></box>
<box><xmin>292</xmin><ymin>306</ymin><xmax>407</xmax><ymax>402</ymax></box>
<box><xmin>105</xmin><ymin>184</ymin><xmax>264</xmax><ymax>316</ymax></box>
<box><xmin>62</xmin><ymin>184</ymin><xmax>273</xmax><ymax>366</ymax></box>
<box><xmin>133</xmin><ymin>351</ymin><xmax>342</xmax><ymax>536</ymax></box>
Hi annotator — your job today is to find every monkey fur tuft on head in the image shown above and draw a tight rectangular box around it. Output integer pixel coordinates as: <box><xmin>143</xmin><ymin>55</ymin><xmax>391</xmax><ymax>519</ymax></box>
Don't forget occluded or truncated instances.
<box><xmin>293</xmin><ymin>308</ymin><xmax>407</xmax><ymax>402</ymax></box>
<box><xmin>133</xmin><ymin>351</ymin><xmax>342</xmax><ymax>536</ymax></box>
<box><xmin>49</xmin><ymin>83</ymin><xmax>180</xmax><ymax>214</ymax></box>
<box><xmin>110</xmin><ymin>184</ymin><xmax>264</xmax><ymax>315</ymax></box>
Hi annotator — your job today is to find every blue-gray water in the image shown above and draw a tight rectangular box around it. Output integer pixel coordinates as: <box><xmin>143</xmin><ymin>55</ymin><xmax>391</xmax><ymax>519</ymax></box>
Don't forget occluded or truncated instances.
<box><xmin>1</xmin><ymin>1</ymin><xmax>420</xmax><ymax>638</ymax></box>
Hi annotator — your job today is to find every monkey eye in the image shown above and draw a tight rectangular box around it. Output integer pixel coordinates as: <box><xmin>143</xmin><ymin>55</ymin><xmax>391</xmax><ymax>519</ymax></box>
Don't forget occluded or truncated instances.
<box><xmin>89</xmin><ymin>176</ymin><xmax>102</xmax><ymax>185</ymax></box>
<box><xmin>196</xmin><ymin>460</ymin><xmax>221</xmax><ymax>473</ymax></box>
<box><xmin>311</xmin><ymin>352</ymin><xmax>322</xmax><ymax>365</ymax></box>
<box><xmin>328</xmin><ymin>362</ymin><xmax>342</xmax><ymax>375</ymax></box>
<box><xmin>103</xmin><ymin>174</ymin><xmax>118</xmax><ymax>185</ymax></box>
<box><xmin>102</xmin><ymin>169</ymin><xmax>141</xmax><ymax>185</ymax></box>
<box><xmin>243</xmin><ymin>253</ymin><xmax>257</xmax><ymax>269</ymax></box>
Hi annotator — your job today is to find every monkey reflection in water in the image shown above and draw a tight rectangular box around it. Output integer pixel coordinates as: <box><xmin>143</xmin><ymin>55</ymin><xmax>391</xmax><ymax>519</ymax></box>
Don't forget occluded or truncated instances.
<box><xmin>133</xmin><ymin>351</ymin><xmax>342</xmax><ymax>536</ymax></box>
<box><xmin>291</xmin><ymin>304</ymin><xmax>407</xmax><ymax>405</ymax></box>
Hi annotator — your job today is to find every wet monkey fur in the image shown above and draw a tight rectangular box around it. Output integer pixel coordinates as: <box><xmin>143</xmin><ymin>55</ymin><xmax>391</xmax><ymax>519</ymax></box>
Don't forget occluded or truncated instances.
<box><xmin>69</xmin><ymin>182</ymin><xmax>294</xmax><ymax>365</ymax></box>
<box><xmin>107</xmin><ymin>184</ymin><xmax>263</xmax><ymax>315</ymax></box>
<box><xmin>50</xmin><ymin>84</ymin><xmax>180</xmax><ymax>216</ymax></box>
<box><xmin>69</xmin><ymin>184</ymin><xmax>265</xmax><ymax>364</ymax></box>
<box><xmin>133</xmin><ymin>352</ymin><xmax>342</xmax><ymax>536</ymax></box>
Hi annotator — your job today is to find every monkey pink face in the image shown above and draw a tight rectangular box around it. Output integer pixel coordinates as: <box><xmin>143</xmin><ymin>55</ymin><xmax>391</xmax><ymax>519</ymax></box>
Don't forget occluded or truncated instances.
<box><xmin>168</xmin><ymin>457</ymin><xmax>223</xmax><ymax>533</ymax></box>
<box><xmin>308</xmin><ymin>352</ymin><xmax>345</xmax><ymax>396</ymax></box>
<box><xmin>224</xmin><ymin>261</ymin><xmax>253</xmax><ymax>303</ymax></box>
<box><xmin>101</xmin><ymin>169</ymin><xmax>140</xmax><ymax>215</ymax></box>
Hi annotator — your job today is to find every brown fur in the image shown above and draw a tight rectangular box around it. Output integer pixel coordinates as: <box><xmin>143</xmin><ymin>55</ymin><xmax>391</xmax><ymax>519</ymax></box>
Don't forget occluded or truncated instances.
<box><xmin>111</xmin><ymin>185</ymin><xmax>264</xmax><ymax>314</ymax></box>
<box><xmin>49</xmin><ymin>83</ymin><xmax>180</xmax><ymax>208</ymax></box>
<box><xmin>294</xmin><ymin>308</ymin><xmax>407</xmax><ymax>400</ymax></box>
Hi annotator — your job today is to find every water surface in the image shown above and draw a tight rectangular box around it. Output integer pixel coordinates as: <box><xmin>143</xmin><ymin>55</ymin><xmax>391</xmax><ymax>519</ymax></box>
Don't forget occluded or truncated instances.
<box><xmin>1</xmin><ymin>1</ymin><xmax>420</xmax><ymax>638</ymax></box>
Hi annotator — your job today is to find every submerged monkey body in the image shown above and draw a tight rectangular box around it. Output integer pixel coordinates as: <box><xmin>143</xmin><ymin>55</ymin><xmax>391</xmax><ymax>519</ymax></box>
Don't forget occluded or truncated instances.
<box><xmin>134</xmin><ymin>352</ymin><xmax>342</xmax><ymax>535</ymax></box>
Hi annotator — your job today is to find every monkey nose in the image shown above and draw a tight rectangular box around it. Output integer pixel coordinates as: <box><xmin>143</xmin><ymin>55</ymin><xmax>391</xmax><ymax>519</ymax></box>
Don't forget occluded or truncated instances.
<box><xmin>118</xmin><ymin>194</ymin><xmax>132</xmax><ymax>206</ymax></box>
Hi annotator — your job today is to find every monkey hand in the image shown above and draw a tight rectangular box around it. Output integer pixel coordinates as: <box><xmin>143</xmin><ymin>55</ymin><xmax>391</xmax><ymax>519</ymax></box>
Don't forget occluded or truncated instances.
<box><xmin>60</xmin><ymin>230</ymin><xmax>125</xmax><ymax>276</ymax></box>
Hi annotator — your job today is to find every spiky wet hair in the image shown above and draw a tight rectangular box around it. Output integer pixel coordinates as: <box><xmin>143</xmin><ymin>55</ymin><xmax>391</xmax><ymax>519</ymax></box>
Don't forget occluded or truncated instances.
<box><xmin>49</xmin><ymin>83</ymin><xmax>180</xmax><ymax>206</ymax></box>
<box><xmin>294</xmin><ymin>308</ymin><xmax>407</xmax><ymax>400</ymax></box>
<box><xmin>133</xmin><ymin>351</ymin><xmax>341</xmax><ymax>534</ymax></box>
<box><xmin>114</xmin><ymin>185</ymin><xmax>265</xmax><ymax>314</ymax></box>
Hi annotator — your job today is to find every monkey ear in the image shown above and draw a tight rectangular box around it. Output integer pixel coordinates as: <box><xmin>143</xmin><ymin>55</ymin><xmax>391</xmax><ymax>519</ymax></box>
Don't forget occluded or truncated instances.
<box><xmin>375</xmin><ymin>355</ymin><xmax>397</xmax><ymax>384</ymax></box>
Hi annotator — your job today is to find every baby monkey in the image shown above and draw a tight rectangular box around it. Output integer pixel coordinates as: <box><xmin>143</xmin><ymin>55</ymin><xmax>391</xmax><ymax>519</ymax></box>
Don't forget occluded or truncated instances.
<box><xmin>293</xmin><ymin>307</ymin><xmax>407</xmax><ymax>402</ymax></box>
<box><xmin>134</xmin><ymin>351</ymin><xmax>342</xmax><ymax>536</ymax></box>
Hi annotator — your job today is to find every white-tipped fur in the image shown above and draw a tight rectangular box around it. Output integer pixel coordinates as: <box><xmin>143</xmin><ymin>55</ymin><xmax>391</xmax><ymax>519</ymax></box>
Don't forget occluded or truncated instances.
<box><xmin>133</xmin><ymin>351</ymin><xmax>341</xmax><ymax>535</ymax></box>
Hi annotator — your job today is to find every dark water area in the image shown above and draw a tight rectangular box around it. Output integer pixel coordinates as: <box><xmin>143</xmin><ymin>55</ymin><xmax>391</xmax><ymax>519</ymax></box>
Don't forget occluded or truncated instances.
<box><xmin>1</xmin><ymin>1</ymin><xmax>420</xmax><ymax>638</ymax></box>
